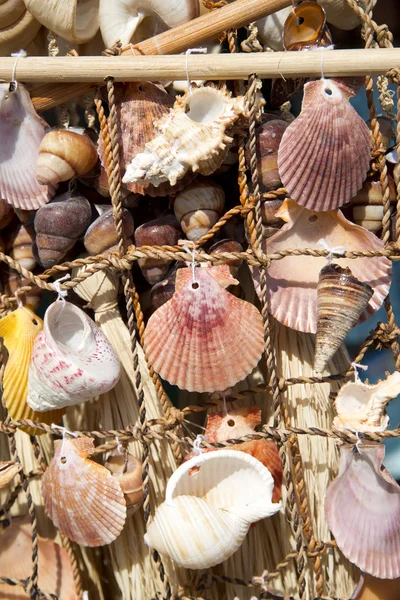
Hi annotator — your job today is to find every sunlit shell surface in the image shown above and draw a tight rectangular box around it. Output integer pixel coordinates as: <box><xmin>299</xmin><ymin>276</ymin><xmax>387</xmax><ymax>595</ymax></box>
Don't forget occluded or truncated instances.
<box><xmin>0</xmin><ymin>460</ymin><xmax>21</xmax><ymax>489</ymax></box>
<box><xmin>123</xmin><ymin>86</ymin><xmax>247</xmax><ymax>188</ymax></box>
<box><xmin>143</xmin><ymin>266</ymin><xmax>264</xmax><ymax>392</ymax></box>
<box><xmin>0</xmin><ymin>83</ymin><xmax>54</xmax><ymax>209</ymax></box>
<box><xmin>334</xmin><ymin>372</ymin><xmax>400</xmax><ymax>433</ymax></box>
<box><xmin>0</xmin><ymin>307</ymin><xmax>64</xmax><ymax>426</ymax></box>
<box><xmin>27</xmin><ymin>301</ymin><xmax>121</xmax><ymax>411</ymax></box>
<box><xmin>325</xmin><ymin>444</ymin><xmax>400</xmax><ymax>579</ymax></box>
<box><xmin>258</xmin><ymin>200</ymin><xmax>391</xmax><ymax>333</ymax></box>
<box><xmin>42</xmin><ymin>437</ymin><xmax>126</xmax><ymax>546</ymax></box>
<box><xmin>278</xmin><ymin>78</ymin><xmax>371</xmax><ymax>211</ymax></box>
<box><xmin>0</xmin><ymin>518</ymin><xmax>77</xmax><ymax>599</ymax></box>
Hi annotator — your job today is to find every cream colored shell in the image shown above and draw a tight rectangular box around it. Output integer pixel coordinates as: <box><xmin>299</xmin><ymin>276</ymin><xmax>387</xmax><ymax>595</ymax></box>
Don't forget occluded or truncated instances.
<box><xmin>0</xmin><ymin>5</ymin><xmax>41</xmax><ymax>56</ymax></box>
<box><xmin>173</xmin><ymin>179</ymin><xmax>225</xmax><ymax>240</ymax></box>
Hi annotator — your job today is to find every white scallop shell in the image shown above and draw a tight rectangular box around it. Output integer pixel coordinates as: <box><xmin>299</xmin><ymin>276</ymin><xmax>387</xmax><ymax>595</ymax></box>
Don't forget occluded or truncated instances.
<box><xmin>27</xmin><ymin>301</ymin><xmax>121</xmax><ymax>411</ymax></box>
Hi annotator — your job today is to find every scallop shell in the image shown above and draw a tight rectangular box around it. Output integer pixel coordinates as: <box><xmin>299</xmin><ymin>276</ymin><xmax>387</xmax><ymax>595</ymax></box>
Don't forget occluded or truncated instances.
<box><xmin>325</xmin><ymin>444</ymin><xmax>400</xmax><ymax>579</ymax></box>
<box><xmin>27</xmin><ymin>301</ymin><xmax>121</xmax><ymax>411</ymax></box>
<box><xmin>24</xmin><ymin>0</ymin><xmax>99</xmax><ymax>44</ymax></box>
<box><xmin>144</xmin><ymin>449</ymin><xmax>281</xmax><ymax>569</ymax></box>
<box><xmin>0</xmin><ymin>460</ymin><xmax>21</xmax><ymax>489</ymax></box>
<box><xmin>258</xmin><ymin>200</ymin><xmax>391</xmax><ymax>333</ymax></box>
<box><xmin>0</xmin><ymin>517</ymin><xmax>78</xmax><ymax>599</ymax></box>
<box><xmin>42</xmin><ymin>437</ymin><xmax>126</xmax><ymax>546</ymax></box>
<box><xmin>122</xmin><ymin>86</ymin><xmax>247</xmax><ymax>189</ymax></box>
<box><xmin>143</xmin><ymin>265</ymin><xmax>265</xmax><ymax>392</ymax></box>
<box><xmin>314</xmin><ymin>263</ymin><xmax>373</xmax><ymax>372</ymax></box>
<box><xmin>0</xmin><ymin>307</ymin><xmax>64</xmax><ymax>427</ymax></box>
<box><xmin>0</xmin><ymin>84</ymin><xmax>54</xmax><ymax>209</ymax></box>
<box><xmin>333</xmin><ymin>372</ymin><xmax>400</xmax><ymax>433</ymax></box>
<box><xmin>278</xmin><ymin>78</ymin><xmax>371</xmax><ymax>211</ymax></box>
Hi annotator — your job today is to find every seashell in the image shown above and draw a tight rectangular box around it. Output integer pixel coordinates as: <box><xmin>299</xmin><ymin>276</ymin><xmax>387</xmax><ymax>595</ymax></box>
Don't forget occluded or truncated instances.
<box><xmin>278</xmin><ymin>78</ymin><xmax>371</xmax><ymax>211</ymax></box>
<box><xmin>1</xmin><ymin>271</ymin><xmax>42</xmax><ymax>313</ymax></box>
<box><xmin>150</xmin><ymin>266</ymin><xmax>180</xmax><ymax>309</ymax></box>
<box><xmin>283</xmin><ymin>1</ymin><xmax>332</xmax><ymax>51</ymax></box>
<box><xmin>325</xmin><ymin>443</ymin><xmax>400</xmax><ymax>579</ymax></box>
<box><xmin>37</xmin><ymin>128</ymin><xmax>98</xmax><ymax>187</ymax></box>
<box><xmin>34</xmin><ymin>193</ymin><xmax>92</xmax><ymax>268</ymax></box>
<box><xmin>352</xmin><ymin>205</ymin><xmax>384</xmax><ymax>232</ymax></box>
<box><xmin>105</xmin><ymin>450</ymin><xmax>143</xmax><ymax>513</ymax></box>
<box><xmin>0</xmin><ymin>7</ymin><xmax>41</xmax><ymax>56</ymax></box>
<box><xmin>351</xmin><ymin>176</ymin><xmax>396</xmax><ymax>206</ymax></box>
<box><xmin>259</xmin><ymin>200</ymin><xmax>391</xmax><ymax>333</ymax></box>
<box><xmin>42</xmin><ymin>437</ymin><xmax>126</xmax><ymax>546</ymax></box>
<box><xmin>245</xmin><ymin>119</ymin><xmax>288</xmax><ymax>192</ymax></box>
<box><xmin>209</xmin><ymin>239</ymin><xmax>243</xmax><ymax>277</ymax></box>
<box><xmin>134</xmin><ymin>213</ymin><xmax>181</xmax><ymax>284</ymax></box>
<box><xmin>351</xmin><ymin>573</ymin><xmax>400</xmax><ymax>600</ymax></box>
<box><xmin>23</xmin><ymin>0</ymin><xmax>99</xmax><ymax>44</ymax></box>
<box><xmin>5</xmin><ymin>223</ymin><xmax>36</xmax><ymax>271</ymax></box>
<box><xmin>27</xmin><ymin>300</ymin><xmax>121</xmax><ymax>411</ymax></box>
<box><xmin>99</xmin><ymin>0</ymin><xmax>198</xmax><ymax>48</ymax></box>
<box><xmin>0</xmin><ymin>307</ymin><xmax>64</xmax><ymax>426</ymax></box>
<box><xmin>173</xmin><ymin>179</ymin><xmax>225</xmax><ymax>241</ymax></box>
<box><xmin>333</xmin><ymin>371</ymin><xmax>400</xmax><ymax>433</ymax></box>
<box><xmin>0</xmin><ymin>460</ymin><xmax>21</xmax><ymax>489</ymax></box>
<box><xmin>144</xmin><ymin>449</ymin><xmax>281</xmax><ymax>569</ymax></box>
<box><xmin>319</xmin><ymin>0</ymin><xmax>361</xmax><ymax>30</ymax></box>
<box><xmin>143</xmin><ymin>265</ymin><xmax>264</xmax><ymax>392</ymax></box>
<box><xmin>122</xmin><ymin>86</ymin><xmax>248</xmax><ymax>189</ymax></box>
<box><xmin>84</xmin><ymin>206</ymin><xmax>134</xmax><ymax>255</ymax></box>
<box><xmin>255</xmin><ymin>7</ymin><xmax>292</xmax><ymax>51</ymax></box>
<box><xmin>0</xmin><ymin>0</ymin><xmax>25</xmax><ymax>29</ymax></box>
<box><xmin>367</xmin><ymin>115</ymin><xmax>394</xmax><ymax>151</ymax></box>
<box><xmin>261</xmin><ymin>199</ymin><xmax>285</xmax><ymax>239</ymax></box>
<box><xmin>0</xmin><ymin>198</ymin><xmax>14</xmax><ymax>229</ymax></box>
<box><xmin>0</xmin><ymin>83</ymin><xmax>54</xmax><ymax>210</ymax></box>
<box><xmin>314</xmin><ymin>263</ymin><xmax>373</xmax><ymax>372</ymax></box>
<box><xmin>0</xmin><ymin>517</ymin><xmax>78</xmax><ymax>599</ymax></box>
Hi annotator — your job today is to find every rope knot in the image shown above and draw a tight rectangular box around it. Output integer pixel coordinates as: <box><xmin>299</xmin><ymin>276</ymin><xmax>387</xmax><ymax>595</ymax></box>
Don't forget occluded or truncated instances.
<box><xmin>374</xmin><ymin>321</ymin><xmax>400</xmax><ymax>350</ymax></box>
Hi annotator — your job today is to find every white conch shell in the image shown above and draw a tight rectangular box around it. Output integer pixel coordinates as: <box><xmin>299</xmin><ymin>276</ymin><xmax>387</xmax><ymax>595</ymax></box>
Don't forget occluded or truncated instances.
<box><xmin>23</xmin><ymin>0</ymin><xmax>99</xmax><ymax>44</ymax></box>
<box><xmin>27</xmin><ymin>301</ymin><xmax>121</xmax><ymax>411</ymax></box>
<box><xmin>99</xmin><ymin>0</ymin><xmax>198</xmax><ymax>47</ymax></box>
<box><xmin>334</xmin><ymin>372</ymin><xmax>400</xmax><ymax>433</ymax></box>
<box><xmin>123</xmin><ymin>86</ymin><xmax>247</xmax><ymax>188</ymax></box>
<box><xmin>144</xmin><ymin>450</ymin><xmax>281</xmax><ymax>569</ymax></box>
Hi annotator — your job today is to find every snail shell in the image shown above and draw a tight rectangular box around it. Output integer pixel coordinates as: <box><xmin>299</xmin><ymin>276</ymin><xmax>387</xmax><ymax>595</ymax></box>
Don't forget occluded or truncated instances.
<box><xmin>105</xmin><ymin>450</ymin><xmax>143</xmax><ymax>513</ymax></box>
<box><xmin>84</xmin><ymin>206</ymin><xmax>134</xmax><ymax>255</ymax></box>
<box><xmin>245</xmin><ymin>118</ymin><xmax>288</xmax><ymax>192</ymax></box>
<box><xmin>135</xmin><ymin>213</ymin><xmax>181</xmax><ymax>284</ymax></box>
<box><xmin>173</xmin><ymin>179</ymin><xmax>225</xmax><ymax>241</ymax></box>
<box><xmin>5</xmin><ymin>223</ymin><xmax>36</xmax><ymax>271</ymax></box>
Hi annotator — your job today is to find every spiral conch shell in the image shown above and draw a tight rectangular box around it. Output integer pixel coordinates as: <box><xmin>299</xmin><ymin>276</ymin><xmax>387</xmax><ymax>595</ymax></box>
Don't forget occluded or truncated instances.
<box><xmin>144</xmin><ymin>449</ymin><xmax>281</xmax><ymax>569</ymax></box>
<box><xmin>333</xmin><ymin>372</ymin><xmax>400</xmax><ymax>433</ymax></box>
<box><xmin>42</xmin><ymin>437</ymin><xmax>126</xmax><ymax>546</ymax></box>
<box><xmin>143</xmin><ymin>265</ymin><xmax>265</xmax><ymax>393</ymax></box>
<box><xmin>123</xmin><ymin>86</ymin><xmax>248</xmax><ymax>188</ymax></box>
<box><xmin>27</xmin><ymin>301</ymin><xmax>121</xmax><ymax>411</ymax></box>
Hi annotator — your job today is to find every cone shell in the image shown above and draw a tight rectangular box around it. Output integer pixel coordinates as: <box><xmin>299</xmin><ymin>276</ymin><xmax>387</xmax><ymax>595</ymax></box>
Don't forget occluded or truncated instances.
<box><xmin>42</xmin><ymin>437</ymin><xmax>126</xmax><ymax>546</ymax></box>
<box><xmin>27</xmin><ymin>301</ymin><xmax>121</xmax><ymax>411</ymax></box>
<box><xmin>122</xmin><ymin>86</ymin><xmax>247</xmax><ymax>189</ymax></box>
<box><xmin>260</xmin><ymin>200</ymin><xmax>391</xmax><ymax>333</ymax></box>
<box><xmin>314</xmin><ymin>263</ymin><xmax>373</xmax><ymax>372</ymax></box>
<box><xmin>333</xmin><ymin>371</ymin><xmax>400</xmax><ymax>433</ymax></box>
<box><xmin>0</xmin><ymin>307</ymin><xmax>64</xmax><ymax>427</ymax></box>
<box><xmin>0</xmin><ymin>84</ymin><xmax>54</xmax><ymax>209</ymax></box>
<box><xmin>325</xmin><ymin>444</ymin><xmax>400</xmax><ymax>579</ymax></box>
<box><xmin>37</xmin><ymin>129</ymin><xmax>98</xmax><ymax>187</ymax></box>
<box><xmin>0</xmin><ymin>517</ymin><xmax>78</xmax><ymax>599</ymax></box>
<box><xmin>0</xmin><ymin>460</ymin><xmax>21</xmax><ymax>489</ymax></box>
<box><xmin>143</xmin><ymin>265</ymin><xmax>264</xmax><ymax>392</ymax></box>
<box><xmin>173</xmin><ymin>179</ymin><xmax>225</xmax><ymax>240</ymax></box>
<box><xmin>278</xmin><ymin>78</ymin><xmax>371</xmax><ymax>211</ymax></box>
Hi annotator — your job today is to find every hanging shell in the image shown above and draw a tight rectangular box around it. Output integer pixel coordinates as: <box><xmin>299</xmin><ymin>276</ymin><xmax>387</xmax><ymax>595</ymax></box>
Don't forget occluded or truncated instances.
<box><xmin>27</xmin><ymin>300</ymin><xmax>121</xmax><ymax>411</ymax></box>
<box><xmin>143</xmin><ymin>265</ymin><xmax>264</xmax><ymax>393</ymax></box>
<box><xmin>0</xmin><ymin>83</ymin><xmax>54</xmax><ymax>210</ymax></box>
<box><xmin>325</xmin><ymin>444</ymin><xmax>400</xmax><ymax>579</ymax></box>
<box><xmin>37</xmin><ymin>129</ymin><xmax>98</xmax><ymax>187</ymax></box>
<box><xmin>105</xmin><ymin>450</ymin><xmax>143</xmax><ymax>513</ymax></box>
<box><xmin>245</xmin><ymin>118</ymin><xmax>288</xmax><ymax>192</ymax></box>
<box><xmin>42</xmin><ymin>437</ymin><xmax>126</xmax><ymax>546</ymax></box>
<box><xmin>84</xmin><ymin>206</ymin><xmax>134</xmax><ymax>255</ymax></box>
<box><xmin>278</xmin><ymin>78</ymin><xmax>371</xmax><ymax>211</ymax></box>
<box><xmin>5</xmin><ymin>223</ymin><xmax>36</xmax><ymax>271</ymax></box>
<box><xmin>314</xmin><ymin>263</ymin><xmax>373</xmax><ymax>372</ymax></box>
<box><xmin>333</xmin><ymin>372</ymin><xmax>400</xmax><ymax>433</ymax></box>
<box><xmin>122</xmin><ymin>86</ymin><xmax>248</xmax><ymax>189</ymax></box>
<box><xmin>0</xmin><ymin>460</ymin><xmax>21</xmax><ymax>489</ymax></box>
<box><xmin>0</xmin><ymin>307</ymin><xmax>64</xmax><ymax>426</ymax></box>
<box><xmin>173</xmin><ymin>179</ymin><xmax>225</xmax><ymax>240</ymax></box>
<box><xmin>24</xmin><ymin>0</ymin><xmax>99</xmax><ymax>44</ymax></box>
<box><xmin>0</xmin><ymin>6</ymin><xmax>41</xmax><ymax>56</ymax></box>
<box><xmin>258</xmin><ymin>200</ymin><xmax>391</xmax><ymax>333</ymax></box>
<box><xmin>283</xmin><ymin>1</ymin><xmax>332</xmax><ymax>50</ymax></box>
<box><xmin>34</xmin><ymin>193</ymin><xmax>92</xmax><ymax>268</ymax></box>
<box><xmin>144</xmin><ymin>449</ymin><xmax>281</xmax><ymax>569</ymax></box>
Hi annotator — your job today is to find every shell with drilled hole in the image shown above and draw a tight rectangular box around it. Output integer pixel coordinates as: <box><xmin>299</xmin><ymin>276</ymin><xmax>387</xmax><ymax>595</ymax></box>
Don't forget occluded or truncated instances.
<box><xmin>143</xmin><ymin>265</ymin><xmax>264</xmax><ymax>393</ymax></box>
<box><xmin>144</xmin><ymin>449</ymin><xmax>281</xmax><ymax>569</ymax></box>
<box><xmin>42</xmin><ymin>437</ymin><xmax>126</xmax><ymax>546</ymax></box>
<box><xmin>122</xmin><ymin>86</ymin><xmax>248</xmax><ymax>188</ymax></box>
<box><xmin>333</xmin><ymin>372</ymin><xmax>400</xmax><ymax>433</ymax></box>
<box><xmin>27</xmin><ymin>301</ymin><xmax>121</xmax><ymax>411</ymax></box>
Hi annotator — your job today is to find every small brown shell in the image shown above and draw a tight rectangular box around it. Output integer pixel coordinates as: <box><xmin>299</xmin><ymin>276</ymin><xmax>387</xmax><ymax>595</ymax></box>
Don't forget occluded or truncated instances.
<box><xmin>84</xmin><ymin>207</ymin><xmax>134</xmax><ymax>255</ymax></box>
<box><xmin>0</xmin><ymin>460</ymin><xmax>21</xmax><ymax>489</ymax></box>
<box><xmin>245</xmin><ymin>119</ymin><xmax>288</xmax><ymax>192</ymax></box>
<box><xmin>0</xmin><ymin>199</ymin><xmax>14</xmax><ymax>229</ymax></box>
<box><xmin>5</xmin><ymin>223</ymin><xmax>36</xmax><ymax>271</ymax></box>
<box><xmin>105</xmin><ymin>451</ymin><xmax>143</xmax><ymax>512</ymax></box>
<box><xmin>135</xmin><ymin>213</ymin><xmax>181</xmax><ymax>284</ymax></box>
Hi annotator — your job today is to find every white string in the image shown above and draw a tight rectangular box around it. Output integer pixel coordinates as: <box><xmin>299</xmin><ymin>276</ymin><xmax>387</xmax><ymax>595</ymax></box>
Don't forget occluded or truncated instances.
<box><xmin>192</xmin><ymin>434</ymin><xmax>207</xmax><ymax>455</ymax></box>
<box><xmin>53</xmin><ymin>273</ymin><xmax>71</xmax><ymax>302</ymax></box>
<box><xmin>185</xmin><ymin>47</ymin><xmax>207</xmax><ymax>93</ymax></box>
<box><xmin>351</xmin><ymin>361</ymin><xmax>368</xmax><ymax>383</ymax></box>
<box><xmin>10</xmin><ymin>50</ymin><xmax>27</xmax><ymax>88</ymax></box>
<box><xmin>115</xmin><ymin>436</ymin><xmax>124</xmax><ymax>455</ymax></box>
<box><xmin>51</xmin><ymin>424</ymin><xmax>78</xmax><ymax>460</ymax></box>
<box><xmin>317</xmin><ymin>238</ymin><xmax>347</xmax><ymax>263</ymax></box>
<box><xmin>182</xmin><ymin>243</ymin><xmax>198</xmax><ymax>284</ymax></box>
<box><xmin>14</xmin><ymin>291</ymin><xmax>23</xmax><ymax>309</ymax></box>
<box><xmin>82</xmin><ymin>592</ymin><xmax>89</xmax><ymax>600</ymax></box>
